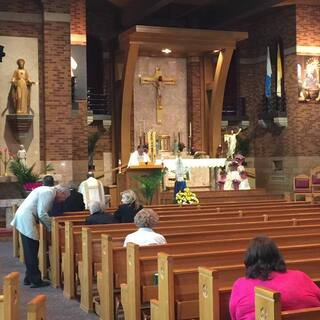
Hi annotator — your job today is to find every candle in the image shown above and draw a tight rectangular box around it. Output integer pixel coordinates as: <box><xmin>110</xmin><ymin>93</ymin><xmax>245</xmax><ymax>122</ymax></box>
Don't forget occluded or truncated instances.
<box><xmin>189</xmin><ymin>121</ymin><xmax>192</xmax><ymax>138</ymax></box>
<box><xmin>178</xmin><ymin>131</ymin><xmax>181</xmax><ymax>144</ymax></box>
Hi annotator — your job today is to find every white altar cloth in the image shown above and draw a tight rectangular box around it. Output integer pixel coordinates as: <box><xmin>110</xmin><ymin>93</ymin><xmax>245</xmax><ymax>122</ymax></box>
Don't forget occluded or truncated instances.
<box><xmin>156</xmin><ymin>158</ymin><xmax>226</xmax><ymax>172</ymax></box>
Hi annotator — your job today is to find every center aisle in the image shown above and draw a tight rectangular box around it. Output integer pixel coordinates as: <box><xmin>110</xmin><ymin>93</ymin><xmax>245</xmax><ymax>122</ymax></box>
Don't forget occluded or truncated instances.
<box><xmin>0</xmin><ymin>240</ymin><xmax>98</xmax><ymax>320</ymax></box>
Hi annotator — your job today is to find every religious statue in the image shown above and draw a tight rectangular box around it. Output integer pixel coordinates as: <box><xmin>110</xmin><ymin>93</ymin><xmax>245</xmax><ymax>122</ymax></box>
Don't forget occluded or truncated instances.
<box><xmin>17</xmin><ymin>144</ymin><xmax>27</xmax><ymax>166</ymax></box>
<box><xmin>140</xmin><ymin>67</ymin><xmax>176</xmax><ymax>124</ymax></box>
<box><xmin>10</xmin><ymin>58</ymin><xmax>35</xmax><ymax>114</ymax></box>
<box><xmin>224</xmin><ymin>128</ymin><xmax>242</xmax><ymax>159</ymax></box>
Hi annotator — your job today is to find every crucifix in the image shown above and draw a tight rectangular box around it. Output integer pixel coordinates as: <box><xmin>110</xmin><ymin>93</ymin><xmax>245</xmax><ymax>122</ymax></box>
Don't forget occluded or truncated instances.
<box><xmin>140</xmin><ymin>67</ymin><xmax>176</xmax><ymax>124</ymax></box>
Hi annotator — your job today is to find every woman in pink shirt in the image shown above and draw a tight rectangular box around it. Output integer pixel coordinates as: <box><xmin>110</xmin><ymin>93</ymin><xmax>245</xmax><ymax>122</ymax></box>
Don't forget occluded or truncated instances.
<box><xmin>229</xmin><ymin>236</ymin><xmax>320</xmax><ymax>320</ymax></box>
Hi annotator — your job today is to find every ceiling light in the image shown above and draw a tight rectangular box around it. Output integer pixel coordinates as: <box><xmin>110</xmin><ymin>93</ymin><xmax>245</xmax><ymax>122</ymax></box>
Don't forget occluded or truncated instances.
<box><xmin>161</xmin><ymin>48</ymin><xmax>172</xmax><ymax>54</ymax></box>
<box><xmin>213</xmin><ymin>49</ymin><xmax>221</xmax><ymax>54</ymax></box>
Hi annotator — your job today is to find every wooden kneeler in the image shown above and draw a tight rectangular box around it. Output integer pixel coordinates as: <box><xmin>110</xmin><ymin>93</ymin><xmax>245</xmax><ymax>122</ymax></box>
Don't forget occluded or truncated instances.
<box><xmin>27</xmin><ymin>295</ymin><xmax>47</xmax><ymax>320</ymax></box>
<box><xmin>0</xmin><ymin>272</ymin><xmax>20</xmax><ymax>320</ymax></box>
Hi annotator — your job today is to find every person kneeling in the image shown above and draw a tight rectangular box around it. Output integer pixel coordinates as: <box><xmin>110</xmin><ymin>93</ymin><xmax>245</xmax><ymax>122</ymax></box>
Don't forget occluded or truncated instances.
<box><xmin>85</xmin><ymin>201</ymin><xmax>115</xmax><ymax>225</ymax></box>
<box><xmin>123</xmin><ymin>208</ymin><xmax>166</xmax><ymax>247</ymax></box>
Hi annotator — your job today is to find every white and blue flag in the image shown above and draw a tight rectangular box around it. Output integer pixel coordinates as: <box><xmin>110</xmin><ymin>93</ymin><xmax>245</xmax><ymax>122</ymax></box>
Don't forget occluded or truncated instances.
<box><xmin>265</xmin><ymin>46</ymin><xmax>272</xmax><ymax>98</ymax></box>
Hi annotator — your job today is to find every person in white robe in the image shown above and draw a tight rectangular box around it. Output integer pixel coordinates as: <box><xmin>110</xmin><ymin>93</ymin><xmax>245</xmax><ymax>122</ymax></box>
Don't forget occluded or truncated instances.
<box><xmin>127</xmin><ymin>145</ymin><xmax>150</xmax><ymax>167</ymax></box>
<box><xmin>78</xmin><ymin>172</ymin><xmax>105</xmax><ymax>209</ymax></box>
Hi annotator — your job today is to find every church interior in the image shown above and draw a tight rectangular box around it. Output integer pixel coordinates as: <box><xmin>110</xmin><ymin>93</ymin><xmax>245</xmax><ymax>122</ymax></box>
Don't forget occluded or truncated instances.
<box><xmin>1</xmin><ymin>0</ymin><xmax>320</xmax><ymax>319</ymax></box>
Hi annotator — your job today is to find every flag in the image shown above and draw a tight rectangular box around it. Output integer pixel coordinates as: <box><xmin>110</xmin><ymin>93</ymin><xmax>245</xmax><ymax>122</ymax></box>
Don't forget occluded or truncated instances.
<box><xmin>276</xmin><ymin>44</ymin><xmax>283</xmax><ymax>98</ymax></box>
<box><xmin>265</xmin><ymin>46</ymin><xmax>272</xmax><ymax>98</ymax></box>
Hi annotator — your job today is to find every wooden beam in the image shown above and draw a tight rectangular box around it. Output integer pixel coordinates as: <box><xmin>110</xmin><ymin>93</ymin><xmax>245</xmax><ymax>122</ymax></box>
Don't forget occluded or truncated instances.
<box><xmin>120</xmin><ymin>43</ymin><xmax>140</xmax><ymax>164</ymax></box>
<box><xmin>208</xmin><ymin>48</ymin><xmax>234</xmax><ymax>157</ymax></box>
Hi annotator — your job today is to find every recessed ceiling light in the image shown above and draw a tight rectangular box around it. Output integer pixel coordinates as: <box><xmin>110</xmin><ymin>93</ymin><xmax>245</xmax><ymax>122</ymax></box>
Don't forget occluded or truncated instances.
<box><xmin>161</xmin><ymin>48</ymin><xmax>172</xmax><ymax>54</ymax></box>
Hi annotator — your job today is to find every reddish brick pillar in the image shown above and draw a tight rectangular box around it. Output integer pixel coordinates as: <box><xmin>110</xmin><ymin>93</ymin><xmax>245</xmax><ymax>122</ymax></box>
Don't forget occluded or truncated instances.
<box><xmin>187</xmin><ymin>57</ymin><xmax>204</xmax><ymax>152</ymax></box>
<box><xmin>42</xmin><ymin>0</ymin><xmax>73</xmax><ymax>181</ymax></box>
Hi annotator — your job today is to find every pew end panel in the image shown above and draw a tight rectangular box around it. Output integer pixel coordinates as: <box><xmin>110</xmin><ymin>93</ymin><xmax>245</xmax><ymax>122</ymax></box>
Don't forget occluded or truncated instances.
<box><xmin>27</xmin><ymin>294</ymin><xmax>47</xmax><ymax>320</ymax></box>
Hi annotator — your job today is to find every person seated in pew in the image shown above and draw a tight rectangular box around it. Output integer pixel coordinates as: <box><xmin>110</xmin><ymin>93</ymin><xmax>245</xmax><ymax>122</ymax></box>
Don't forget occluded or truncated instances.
<box><xmin>85</xmin><ymin>201</ymin><xmax>115</xmax><ymax>225</ymax></box>
<box><xmin>113</xmin><ymin>189</ymin><xmax>143</xmax><ymax>223</ymax></box>
<box><xmin>123</xmin><ymin>208</ymin><xmax>166</xmax><ymax>247</ymax></box>
<box><xmin>62</xmin><ymin>182</ymin><xmax>85</xmax><ymax>212</ymax></box>
<box><xmin>229</xmin><ymin>236</ymin><xmax>320</xmax><ymax>320</ymax></box>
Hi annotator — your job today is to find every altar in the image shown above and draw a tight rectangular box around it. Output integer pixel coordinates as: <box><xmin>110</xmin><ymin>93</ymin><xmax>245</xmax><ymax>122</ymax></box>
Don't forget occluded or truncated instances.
<box><xmin>156</xmin><ymin>157</ymin><xmax>227</xmax><ymax>189</ymax></box>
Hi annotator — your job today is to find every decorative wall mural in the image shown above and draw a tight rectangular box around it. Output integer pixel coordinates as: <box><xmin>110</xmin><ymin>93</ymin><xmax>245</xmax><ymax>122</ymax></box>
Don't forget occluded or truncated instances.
<box><xmin>297</xmin><ymin>56</ymin><xmax>320</xmax><ymax>103</ymax></box>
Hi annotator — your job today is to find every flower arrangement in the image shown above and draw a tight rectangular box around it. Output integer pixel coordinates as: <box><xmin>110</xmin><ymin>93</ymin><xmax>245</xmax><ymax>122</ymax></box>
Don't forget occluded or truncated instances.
<box><xmin>176</xmin><ymin>188</ymin><xmax>199</xmax><ymax>205</ymax></box>
<box><xmin>0</xmin><ymin>147</ymin><xmax>14</xmax><ymax>176</ymax></box>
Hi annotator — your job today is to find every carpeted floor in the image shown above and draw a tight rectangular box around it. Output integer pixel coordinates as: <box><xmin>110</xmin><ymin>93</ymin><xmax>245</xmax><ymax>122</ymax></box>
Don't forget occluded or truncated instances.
<box><xmin>0</xmin><ymin>240</ymin><xmax>98</xmax><ymax>319</ymax></box>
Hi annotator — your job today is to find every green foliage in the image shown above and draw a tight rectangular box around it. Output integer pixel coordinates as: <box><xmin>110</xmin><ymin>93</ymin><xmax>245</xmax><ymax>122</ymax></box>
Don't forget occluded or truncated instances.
<box><xmin>132</xmin><ymin>171</ymin><xmax>164</xmax><ymax>205</ymax></box>
<box><xmin>9</xmin><ymin>158</ymin><xmax>39</xmax><ymax>184</ymax></box>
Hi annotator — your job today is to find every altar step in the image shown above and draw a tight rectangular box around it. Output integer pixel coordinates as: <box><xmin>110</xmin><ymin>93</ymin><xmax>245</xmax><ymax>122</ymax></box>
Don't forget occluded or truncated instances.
<box><xmin>160</xmin><ymin>188</ymin><xmax>283</xmax><ymax>204</ymax></box>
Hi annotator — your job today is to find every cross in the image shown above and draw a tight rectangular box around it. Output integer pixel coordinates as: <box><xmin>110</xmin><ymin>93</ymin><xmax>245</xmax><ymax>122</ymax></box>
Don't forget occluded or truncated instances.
<box><xmin>140</xmin><ymin>67</ymin><xmax>176</xmax><ymax>124</ymax></box>
<box><xmin>0</xmin><ymin>45</ymin><xmax>5</xmax><ymax>62</ymax></box>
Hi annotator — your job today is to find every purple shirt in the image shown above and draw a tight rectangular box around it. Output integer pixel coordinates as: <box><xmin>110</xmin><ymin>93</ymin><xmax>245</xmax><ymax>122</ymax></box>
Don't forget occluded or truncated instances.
<box><xmin>229</xmin><ymin>270</ymin><xmax>320</xmax><ymax>320</ymax></box>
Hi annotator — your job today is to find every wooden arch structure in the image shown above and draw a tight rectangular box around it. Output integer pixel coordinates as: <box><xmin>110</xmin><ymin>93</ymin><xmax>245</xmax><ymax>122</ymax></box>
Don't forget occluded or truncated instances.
<box><xmin>117</xmin><ymin>25</ymin><xmax>248</xmax><ymax>164</ymax></box>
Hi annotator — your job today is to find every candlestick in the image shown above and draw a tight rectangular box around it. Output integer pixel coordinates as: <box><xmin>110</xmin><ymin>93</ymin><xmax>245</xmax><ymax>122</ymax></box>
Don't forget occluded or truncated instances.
<box><xmin>189</xmin><ymin>121</ymin><xmax>192</xmax><ymax>138</ymax></box>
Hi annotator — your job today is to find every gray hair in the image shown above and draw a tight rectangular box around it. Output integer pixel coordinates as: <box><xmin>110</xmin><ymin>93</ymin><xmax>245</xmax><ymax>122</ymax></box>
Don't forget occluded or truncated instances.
<box><xmin>54</xmin><ymin>184</ymin><xmax>70</xmax><ymax>197</ymax></box>
<box><xmin>134</xmin><ymin>208</ymin><xmax>159</xmax><ymax>228</ymax></box>
<box><xmin>88</xmin><ymin>201</ymin><xmax>105</xmax><ymax>215</ymax></box>
<box><xmin>121</xmin><ymin>189</ymin><xmax>137</xmax><ymax>205</ymax></box>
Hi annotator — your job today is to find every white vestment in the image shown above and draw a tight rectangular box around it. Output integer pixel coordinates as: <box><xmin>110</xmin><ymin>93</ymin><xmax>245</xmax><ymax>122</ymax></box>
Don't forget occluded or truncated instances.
<box><xmin>78</xmin><ymin>177</ymin><xmax>105</xmax><ymax>209</ymax></box>
<box><xmin>127</xmin><ymin>151</ymin><xmax>150</xmax><ymax>167</ymax></box>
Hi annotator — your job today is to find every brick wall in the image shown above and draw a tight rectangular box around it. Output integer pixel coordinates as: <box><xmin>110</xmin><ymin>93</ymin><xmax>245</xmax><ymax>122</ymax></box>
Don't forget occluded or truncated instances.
<box><xmin>187</xmin><ymin>57</ymin><xmax>203</xmax><ymax>151</ymax></box>
<box><xmin>42</xmin><ymin>0</ymin><xmax>73</xmax><ymax>160</ymax></box>
<box><xmin>88</xmin><ymin>125</ymin><xmax>112</xmax><ymax>160</ymax></box>
<box><xmin>238</xmin><ymin>5</ymin><xmax>302</xmax><ymax>157</ymax></box>
<box><xmin>296</xmin><ymin>5</ymin><xmax>320</xmax><ymax>46</ymax></box>
<box><xmin>70</xmin><ymin>0</ymin><xmax>86</xmax><ymax>36</ymax></box>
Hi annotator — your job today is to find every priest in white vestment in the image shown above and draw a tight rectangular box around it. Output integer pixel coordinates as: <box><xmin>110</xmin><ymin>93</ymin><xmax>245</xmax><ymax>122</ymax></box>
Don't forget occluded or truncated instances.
<box><xmin>78</xmin><ymin>172</ymin><xmax>105</xmax><ymax>209</ymax></box>
<box><xmin>127</xmin><ymin>145</ymin><xmax>150</xmax><ymax>167</ymax></box>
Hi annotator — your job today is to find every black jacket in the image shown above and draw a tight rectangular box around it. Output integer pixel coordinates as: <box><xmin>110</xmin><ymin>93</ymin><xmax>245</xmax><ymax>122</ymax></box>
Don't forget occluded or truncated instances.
<box><xmin>85</xmin><ymin>211</ymin><xmax>115</xmax><ymax>225</ymax></box>
<box><xmin>63</xmin><ymin>189</ymin><xmax>85</xmax><ymax>212</ymax></box>
<box><xmin>113</xmin><ymin>203</ymin><xmax>143</xmax><ymax>223</ymax></box>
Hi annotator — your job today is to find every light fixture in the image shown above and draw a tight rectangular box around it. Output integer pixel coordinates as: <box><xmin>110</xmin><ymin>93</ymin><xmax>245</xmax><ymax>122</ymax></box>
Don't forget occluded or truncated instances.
<box><xmin>213</xmin><ymin>49</ymin><xmax>221</xmax><ymax>54</ymax></box>
<box><xmin>161</xmin><ymin>48</ymin><xmax>172</xmax><ymax>54</ymax></box>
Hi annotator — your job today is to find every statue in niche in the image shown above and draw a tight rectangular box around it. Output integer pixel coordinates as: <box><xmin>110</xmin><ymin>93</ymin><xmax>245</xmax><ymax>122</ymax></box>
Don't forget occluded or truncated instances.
<box><xmin>10</xmin><ymin>58</ymin><xmax>35</xmax><ymax>114</ymax></box>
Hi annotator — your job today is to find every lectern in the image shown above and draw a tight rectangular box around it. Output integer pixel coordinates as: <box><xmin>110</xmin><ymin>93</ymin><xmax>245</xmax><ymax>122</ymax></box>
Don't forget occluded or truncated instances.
<box><xmin>117</xmin><ymin>164</ymin><xmax>164</xmax><ymax>205</ymax></box>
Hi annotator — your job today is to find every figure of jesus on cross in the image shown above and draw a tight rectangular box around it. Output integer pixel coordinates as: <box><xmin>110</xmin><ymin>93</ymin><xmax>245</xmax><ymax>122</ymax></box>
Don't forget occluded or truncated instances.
<box><xmin>140</xmin><ymin>67</ymin><xmax>176</xmax><ymax>124</ymax></box>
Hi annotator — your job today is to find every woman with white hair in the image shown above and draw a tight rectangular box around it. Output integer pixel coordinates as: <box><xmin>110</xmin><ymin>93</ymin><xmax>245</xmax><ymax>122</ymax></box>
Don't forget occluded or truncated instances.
<box><xmin>85</xmin><ymin>201</ymin><xmax>115</xmax><ymax>225</ymax></box>
<box><xmin>123</xmin><ymin>208</ymin><xmax>166</xmax><ymax>247</ymax></box>
<box><xmin>113</xmin><ymin>189</ymin><xmax>143</xmax><ymax>223</ymax></box>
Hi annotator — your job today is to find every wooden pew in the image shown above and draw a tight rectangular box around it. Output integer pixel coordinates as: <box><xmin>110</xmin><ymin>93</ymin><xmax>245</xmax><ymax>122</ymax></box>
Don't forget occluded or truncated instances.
<box><xmin>27</xmin><ymin>295</ymin><xmax>47</xmax><ymax>320</ymax></box>
<box><xmin>0</xmin><ymin>272</ymin><xmax>20</xmax><ymax>320</ymax></box>
<box><xmin>67</xmin><ymin>214</ymin><xmax>320</xmax><ymax>305</ymax></box>
<box><xmin>255</xmin><ymin>286</ymin><xmax>320</xmax><ymax>320</ymax></box>
<box><xmin>198</xmin><ymin>258</ymin><xmax>320</xmax><ymax>320</ymax></box>
<box><xmin>121</xmin><ymin>244</ymin><xmax>320</xmax><ymax>320</ymax></box>
<box><xmin>151</xmin><ymin>255</ymin><xmax>320</xmax><ymax>320</ymax></box>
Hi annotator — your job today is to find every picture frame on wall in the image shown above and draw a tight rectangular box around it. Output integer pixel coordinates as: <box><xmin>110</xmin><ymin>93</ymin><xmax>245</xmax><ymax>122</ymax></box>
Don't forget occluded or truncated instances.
<box><xmin>297</xmin><ymin>55</ymin><xmax>320</xmax><ymax>103</ymax></box>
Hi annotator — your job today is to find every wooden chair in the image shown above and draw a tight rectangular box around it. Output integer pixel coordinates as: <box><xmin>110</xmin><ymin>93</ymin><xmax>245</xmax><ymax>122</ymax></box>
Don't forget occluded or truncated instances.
<box><xmin>0</xmin><ymin>272</ymin><xmax>20</xmax><ymax>320</ymax></box>
<box><xmin>255</xmin><ymin>286</ymin><xmax>320</xmax><ymax>319</ymax></box>
<box><xmin>310</xmin><ymin>166</ymin><xmax>320</xmax><ymax>193</ymax></box>
<box><xmin>293</xmin><ymin>174</ymin><xmax>311</xmax><ymax>201</ymax></box>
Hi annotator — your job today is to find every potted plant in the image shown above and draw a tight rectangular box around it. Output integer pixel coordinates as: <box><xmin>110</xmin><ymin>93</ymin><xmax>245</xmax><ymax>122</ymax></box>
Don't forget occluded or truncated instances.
<box><xmin>132</xmin><ymin>170</ymin><xmax>165</xmax><ymax>205</ymax></box>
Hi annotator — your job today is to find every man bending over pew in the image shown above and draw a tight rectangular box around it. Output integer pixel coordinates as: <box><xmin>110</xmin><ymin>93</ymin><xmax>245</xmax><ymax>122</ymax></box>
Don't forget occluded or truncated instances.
<box><xmin>124</xmin><ymin>209</ymin><xmax>166</xmax><ymax>246</ymax></box>
<box><xmin>11</xmin><ymin>185</ymin><xmax>70</xmax><ymax>288</ymax></box>
<box><xmin>229</xmin><ymin>236</ymin><xmax>320</xmax><ymax>320</ymax></box>
<box><xmin>85</xmin><ymin>201</ymin><xmax>115</xmax><ymax>225</ymax></box>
